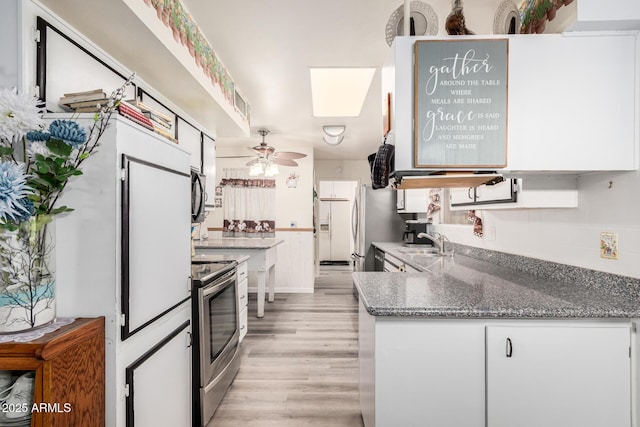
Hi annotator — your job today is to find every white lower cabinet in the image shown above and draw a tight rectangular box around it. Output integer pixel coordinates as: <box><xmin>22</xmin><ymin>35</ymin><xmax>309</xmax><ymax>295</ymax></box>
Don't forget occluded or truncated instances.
<box><xmin>359</xmin><ymin>304</ymin><xmax>633</xmax><ymax>427</ymax></box>
<box><xmin>238</xmin><ymin>261</ymin><xmax>249</xmax><ymax>341</ymax></box>
<box><xmin>486</xmin><ymin>325</ymin><xmax>631</xmax><ymax>427</ymax></box>
<box><xmin>125</xmin><ymin>316</ymin><xmax>191</xmax><ymax>427</ymax></box>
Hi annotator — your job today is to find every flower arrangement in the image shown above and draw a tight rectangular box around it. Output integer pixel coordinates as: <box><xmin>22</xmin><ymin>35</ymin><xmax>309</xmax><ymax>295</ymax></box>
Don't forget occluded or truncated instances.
<box><xmin>0</xmin><ymin>75</ymin><xmax>134</xmax><ymax>332</ymax></box>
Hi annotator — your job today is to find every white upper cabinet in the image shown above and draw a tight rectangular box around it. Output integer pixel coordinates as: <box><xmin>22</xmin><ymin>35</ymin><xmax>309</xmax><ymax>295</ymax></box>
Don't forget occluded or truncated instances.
<box><xmin>569</xmin><ymin>0</ymin><xmax>640</xmax><ymax>31</ymax></box>
<box><xmin>397</xmin><ymin>189</ymin><xmax>430</xmax><ymax>213</ymax></box>
<box><xmin>202</xmin><ymin>133</ymin><xmax>216</xmax><ymax>210</ymax></box>
<box><xmin>385</xmin><ymin>34</ymin><xmax>639</xmax><ymax>174</ymax></box>
<box><xmin>450</xmin><ymin>177</ymin><xmax>578</xmax><ymax>210</ymax></box>
<box><xmin>319</xmin><ymin>181</ymin><xmax>354</xmax><ymax>199</ymax></box>
<box><xmin>177</xmin><ymin>118</ymin><xmax>202</xmax><ymax>172</ymax></box>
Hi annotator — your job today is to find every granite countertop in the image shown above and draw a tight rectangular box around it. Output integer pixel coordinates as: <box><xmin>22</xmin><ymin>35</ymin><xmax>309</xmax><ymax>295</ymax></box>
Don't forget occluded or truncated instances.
<box><xmin>372</xmin><ymin>241</ymin><xmax>444</xmax><ymax>272</ymax></box>
<box><xmin>192</xmin><ymin>253</ymin><xmax>250</xmax><ymax>264</ymax></box>
<box><xmin>194</xmin><ymin>238</ymin><xmax>284</xmax><ymax>250</ymax></box>
<box><xmin>355</xmin><ymin>242</ymin><xmax>640</xmax><ymax>319</ymax></box>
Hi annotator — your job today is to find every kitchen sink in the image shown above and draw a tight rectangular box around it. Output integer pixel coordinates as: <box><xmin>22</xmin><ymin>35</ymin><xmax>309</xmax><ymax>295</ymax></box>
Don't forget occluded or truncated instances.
<box><xmin>397</xmin><ymin>248</ymin><xmax>441</xmax><ymax>256</ymax></box>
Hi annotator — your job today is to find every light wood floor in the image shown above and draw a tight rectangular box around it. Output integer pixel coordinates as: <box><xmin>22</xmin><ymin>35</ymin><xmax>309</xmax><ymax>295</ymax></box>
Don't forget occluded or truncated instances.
<box><xmin>207</xmin><ymin>265</ymin><xmax>363</xmax><ymax>427</ymax></box>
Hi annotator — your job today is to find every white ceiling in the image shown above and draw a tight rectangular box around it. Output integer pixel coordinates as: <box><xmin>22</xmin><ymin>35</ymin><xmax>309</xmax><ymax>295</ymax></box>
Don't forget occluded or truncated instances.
<box><xmin>179</xmin><ymin>0</ymin><xmax>403</xmax><ymax>160</ymax></box>
<box><xmin>37</xmin><ymin>0</ymin><xmax>575</xmax><ymax>161</ymax></box>
<box><xmin>179</xmin><ymin>0</ymin><xmax>574</xmax><ymax>160</ymax></box>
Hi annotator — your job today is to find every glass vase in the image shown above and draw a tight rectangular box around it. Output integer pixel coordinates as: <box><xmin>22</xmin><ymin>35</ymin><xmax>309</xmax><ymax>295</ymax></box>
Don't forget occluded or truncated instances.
<box><xmin>0</xmin><ymin>216</ymin><xmax>56</xmax><ymax>333</ymax></box>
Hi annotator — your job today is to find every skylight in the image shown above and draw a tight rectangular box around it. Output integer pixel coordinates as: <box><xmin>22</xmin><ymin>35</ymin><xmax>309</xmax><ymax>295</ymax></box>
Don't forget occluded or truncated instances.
<box><xmin>309</xmin><ymin>67</ymin><xmax>376</xmax><ymax>117</ymax></box>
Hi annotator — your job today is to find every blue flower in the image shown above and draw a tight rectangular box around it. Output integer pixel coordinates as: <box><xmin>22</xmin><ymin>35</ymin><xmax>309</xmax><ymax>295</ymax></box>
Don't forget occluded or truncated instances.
<box><xmin>48</xmin><ymin>120</ymin><xmax>87</xmax><ymax>148</ymax></box>
<box><xmin>25</xmin><ymin>130</ymin><xmax>50</xmax><ymax>142</ymax></box>
<box><xmin>0</xmin><ymin>162</ymin><xmax>31</xmax><ymax>222</ymax></box>
<box><xmin>12</xmin><ymin>197</ymin><xmax>34</xmax><ymax>223</ymax></box>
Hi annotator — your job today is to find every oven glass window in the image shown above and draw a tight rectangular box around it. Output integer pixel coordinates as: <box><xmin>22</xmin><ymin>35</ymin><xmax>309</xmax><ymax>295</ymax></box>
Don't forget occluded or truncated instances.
<box><xmin>208</xmin><ymin>284</ymin><xmax>237</xmax><ymax>363</ymax></box>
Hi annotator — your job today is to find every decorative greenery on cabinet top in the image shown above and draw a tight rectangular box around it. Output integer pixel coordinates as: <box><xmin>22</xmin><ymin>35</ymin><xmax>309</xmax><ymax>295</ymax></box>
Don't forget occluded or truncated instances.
<box><xmin>144</xmin><ymin>0</ymin><xmax>250</xmax><ymax>123</ymax></box>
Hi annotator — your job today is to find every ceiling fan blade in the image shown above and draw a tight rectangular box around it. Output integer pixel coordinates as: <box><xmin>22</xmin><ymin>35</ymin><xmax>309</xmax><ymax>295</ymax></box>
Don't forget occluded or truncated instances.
<box><xmin>272</xmin><ymin>158</ymin><xmax>298</xmax><ymax>167</ymax></box>
<box><xmin>273</xmin><ymin>151</ymin><xmax>307</xmax><ymax>160</ymax></box>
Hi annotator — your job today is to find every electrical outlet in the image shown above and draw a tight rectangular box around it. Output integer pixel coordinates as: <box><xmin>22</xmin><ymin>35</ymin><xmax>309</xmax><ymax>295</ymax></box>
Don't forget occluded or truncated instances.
<box><xmin>600</xmin><ymin>232</ymin><xmax>618</xmax><ymax>260</ymax></box>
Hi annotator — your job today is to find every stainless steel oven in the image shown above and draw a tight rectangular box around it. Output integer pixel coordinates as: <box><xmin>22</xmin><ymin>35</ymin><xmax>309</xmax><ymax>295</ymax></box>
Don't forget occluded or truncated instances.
<box><xmin>191</xmin><ymin>260</ymin><xmax>240</xmax><ymax>426</ymax></box>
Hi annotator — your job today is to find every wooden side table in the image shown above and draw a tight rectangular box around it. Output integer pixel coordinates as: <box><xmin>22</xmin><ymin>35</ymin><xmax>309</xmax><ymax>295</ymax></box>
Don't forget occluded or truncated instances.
<box><xmin>0</xmin><ymin>317</ymin><xmax>105</xmax><ymax>427</ymax></box>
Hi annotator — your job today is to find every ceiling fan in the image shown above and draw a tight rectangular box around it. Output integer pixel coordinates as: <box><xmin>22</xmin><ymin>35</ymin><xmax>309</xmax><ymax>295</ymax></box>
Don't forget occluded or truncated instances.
<box><xmin>246</xmin><ymin>129</ymin><xmax>306</xmax><ymax>167</ymax></box>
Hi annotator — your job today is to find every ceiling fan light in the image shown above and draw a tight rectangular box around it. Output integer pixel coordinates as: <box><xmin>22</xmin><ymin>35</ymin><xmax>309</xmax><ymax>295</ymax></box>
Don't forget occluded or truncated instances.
<box><xmin>249</xmin><ymin>163</ymin><xmax>264</xmax><ymax>176</ymax></box>
<box><xmin>264</xmin><ymin>163</ymin><xmax>279</xmax><ymax>177</ymax></box>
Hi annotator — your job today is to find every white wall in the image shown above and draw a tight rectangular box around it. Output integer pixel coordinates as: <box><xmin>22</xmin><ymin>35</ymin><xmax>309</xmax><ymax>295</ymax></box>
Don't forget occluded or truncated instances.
<box><xmin>205</xmin><ymin>145</ymin><xmax>314</xmax><ymax>230</ymax></box>
<box><xmin>0</xmin><ymin>0</ymin><xmax>20</xmax><ymax>89</ymax></box>
<box><xmin>205</xmin><ymin>145</ymin><xmax>316</xmax><ymax>293</ymax></box>
<box><xmin>314</xmin><ymin>159</ymin><xmax>371</xmax><ymax>184</ymax></box>
<box><xmin>438</xmin><ymin>170</ymin><xmax>640</xmax><ymax>279</ymax></box>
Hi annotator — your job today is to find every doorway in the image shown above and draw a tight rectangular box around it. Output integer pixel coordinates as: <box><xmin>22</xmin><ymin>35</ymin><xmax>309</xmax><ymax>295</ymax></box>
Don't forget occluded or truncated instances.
<box><xmin>317</xmin><ymin>180</ymin><xmax>358</xmax><ymax>266</ymax></box>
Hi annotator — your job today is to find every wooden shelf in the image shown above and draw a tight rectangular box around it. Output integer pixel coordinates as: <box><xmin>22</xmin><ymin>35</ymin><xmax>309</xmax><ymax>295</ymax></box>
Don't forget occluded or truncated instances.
<box><xmin>393</xmin><ymin>172</ymin><xmax>503</xmax><ymax>189</ymax></box>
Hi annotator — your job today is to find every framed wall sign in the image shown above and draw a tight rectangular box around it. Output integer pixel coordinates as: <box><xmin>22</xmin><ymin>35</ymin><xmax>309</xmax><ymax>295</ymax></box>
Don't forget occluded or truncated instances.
<box><xmin>414</xmin><ymin>39</ymin><xmax>509</xmax><ymax>168</ymax></box>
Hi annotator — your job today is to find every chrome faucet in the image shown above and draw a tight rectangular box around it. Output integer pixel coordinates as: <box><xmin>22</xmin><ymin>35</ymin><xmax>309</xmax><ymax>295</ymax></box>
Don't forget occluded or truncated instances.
<box><xmin>416</xmin><ymin>232</ymin><xmax>453</xmax><ymax>256</ymax></box>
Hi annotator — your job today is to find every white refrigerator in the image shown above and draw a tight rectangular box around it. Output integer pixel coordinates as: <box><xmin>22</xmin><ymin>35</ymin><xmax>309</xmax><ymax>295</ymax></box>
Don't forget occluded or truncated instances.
<box><xmin>352</xmin><ymin>184</ymin><xmax>406</xmax><ymax>272</ymax></box>
<box><xmin>318</xmin><ymin>199</ymin><xmax>352</xmax><ymax>263</ymax></box>
<box><xmin>54</xmin><ymin>115</ymin><xmax>192</xmax><ymax>427</ymax></box>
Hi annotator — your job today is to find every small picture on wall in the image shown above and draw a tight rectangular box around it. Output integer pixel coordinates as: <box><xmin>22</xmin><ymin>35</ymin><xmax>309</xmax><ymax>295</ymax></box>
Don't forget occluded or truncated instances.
<box><xmin>215</xmin><ymin>186</ymin><xmax>222</xmax><ymax>196</ymax></box>
<box><xmin>214</xmin><ymin>197</ymin><xmax>222</xmax><ymax>208</ymax></box>
<box><xmin>286</xmin><ymin>172</ymin><xmax>299</xmax><ymax>188</ymax></box>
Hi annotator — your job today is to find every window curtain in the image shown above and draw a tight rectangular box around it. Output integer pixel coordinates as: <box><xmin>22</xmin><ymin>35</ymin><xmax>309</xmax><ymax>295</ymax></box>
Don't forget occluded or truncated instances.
<box><xmin>220</xmin><ymin>168</ymin><xmax>276</xmax><ymax>238</ymax></box>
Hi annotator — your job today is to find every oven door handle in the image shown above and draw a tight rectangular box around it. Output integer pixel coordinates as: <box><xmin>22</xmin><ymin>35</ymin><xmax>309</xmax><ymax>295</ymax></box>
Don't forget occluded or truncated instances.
<box><xmin>202</xmin><ymin>270</ymin><xmax>236</xmax><ymax>297</ymax></box>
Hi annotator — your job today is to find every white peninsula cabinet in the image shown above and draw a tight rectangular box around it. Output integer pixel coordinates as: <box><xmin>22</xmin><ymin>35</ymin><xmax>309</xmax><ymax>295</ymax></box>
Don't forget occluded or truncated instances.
<box><xmin>359</xmin><ymin>302</ymin><xmax>633</xmax><ymax>427</ymax></box>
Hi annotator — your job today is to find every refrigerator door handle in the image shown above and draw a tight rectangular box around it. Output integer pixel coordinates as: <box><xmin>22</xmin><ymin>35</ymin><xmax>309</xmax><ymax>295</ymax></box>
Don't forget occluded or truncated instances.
<box><xmin>351</xmin><ymin>196</ymin><xmax>359</xmax><ymax>242</ymax></box>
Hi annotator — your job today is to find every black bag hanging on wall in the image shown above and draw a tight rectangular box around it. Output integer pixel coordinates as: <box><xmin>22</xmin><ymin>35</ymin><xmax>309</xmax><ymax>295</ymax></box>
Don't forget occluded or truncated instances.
<box><xmin>369</xmin><ymin>138</ymin><xmax>395</xmax><ymax>189</ymax></box>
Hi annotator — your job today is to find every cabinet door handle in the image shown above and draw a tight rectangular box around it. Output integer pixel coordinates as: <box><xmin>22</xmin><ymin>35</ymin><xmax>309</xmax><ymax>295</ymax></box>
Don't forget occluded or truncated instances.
<box><xmin>506</xmin><ymin>337</ymin><xmax>513</xmax><ymax>358</ymax></box>
<box><xmin>468</xmin><ymin>187</ymin><xmax>473</xmax><ymax>200</ymax></box>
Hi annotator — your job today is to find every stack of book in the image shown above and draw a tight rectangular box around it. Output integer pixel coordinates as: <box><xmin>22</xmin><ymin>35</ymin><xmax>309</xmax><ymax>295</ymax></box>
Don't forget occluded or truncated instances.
<box><xmin>128</xmin><ymin>100</ymin><xmax>176</xmax><ymax>142</ymax></box>
<box><xmin>59</xmin><ymin>89</ymin><xmax>109</xmax><ymax>112</ymax></box>
<box><xmin>117</xmin><ymin>101</ymin><xmax>155</xmax><ymax>131</ymax></box>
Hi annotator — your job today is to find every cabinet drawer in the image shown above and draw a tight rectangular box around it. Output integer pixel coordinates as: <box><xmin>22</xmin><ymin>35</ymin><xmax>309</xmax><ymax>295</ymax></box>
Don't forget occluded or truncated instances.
<box><xmin>383</xmin><ymin>253</ymin><xmax>404</xmax><ymax>272</ymax></box>
<box><xmin>237</xmin><ymin>262</ymin><xmax>248</xmax><ymax>281</ymax></box>
<box><xmin>239</xmin><ymin>306</ymin><xmax>248</xmax><ymax>342</ymax></box>
<box><xmin>238</xmin><ymin>277</ymin><xmax>248</xmax><ymax>309</ymax></box>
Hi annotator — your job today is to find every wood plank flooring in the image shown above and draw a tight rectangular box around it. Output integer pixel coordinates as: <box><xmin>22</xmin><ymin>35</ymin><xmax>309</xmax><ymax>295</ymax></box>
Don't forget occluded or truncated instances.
<box><xmin>207</xmin><ymin>266</ymin><xmax>363</xmax><ymax>427</ymax></box>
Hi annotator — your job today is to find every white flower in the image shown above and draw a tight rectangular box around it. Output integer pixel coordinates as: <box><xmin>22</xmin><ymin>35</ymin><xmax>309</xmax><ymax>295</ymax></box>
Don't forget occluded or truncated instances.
<box><xmin>0</xmin><ymin>88</ymin><xmax>45</xmax><ymax>146</ymax></box>
<box><xmin>26</xmin><ymin>141</ymin><xmax>51</xmax><ymax>159</ymax></box>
